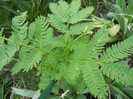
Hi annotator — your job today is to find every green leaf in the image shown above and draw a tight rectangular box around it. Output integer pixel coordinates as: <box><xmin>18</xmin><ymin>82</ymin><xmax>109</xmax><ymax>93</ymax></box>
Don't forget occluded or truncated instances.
<box><xmin>28</xmin><ymin>22</ymin><xmax>35</xmax><ymax>40</ymax></box>
<box><xmin>126</xmin><ymin>0</ymin><xmax>133</xmax><ymax>22</ymax></box>
<box><xmin>12</xmin><ymin>49</ymin><xmax>43</xmax><ymax>74</ymax></box>
<box><xmin>69</xmin><ymin>6</ymin><xmax>94</xmax><ymax>24</ymax></box>
<box><xmin>0</xmin><ymin>5</ymin><xmax>18</xmax><ymax>15</ymax></box>
<box><xmin>107</xmin><ymin>12</ymin><xmax>118</xmax><ymax>21</ymax></box>
<box><xmin>38</xmin><ymin>80</ymin><xmax>56</xmax><ymax>99</ymax></box>
<box><xmin>48</xmin><ymin>15</ymin><xmax>67</xmax><ymax>33</ymax></box>
<box><xmin>76</xmin><ymin>95</ymin><xmax>86</xmax><ymax>99</ymax></box>
<box><xmin>88</xmin><ymin>27</ymin><xmax>109</xmax><ymax>58</ymax></box>
<box><xmin>111</xmin><ymin>85</ymin><xmax>129</xmax><ymax>99</ymax></box>
<box><xmin>121</xmin><ymin>86</ymin><xmax>133</xmax><ymax>97</ymax></box>
<box><xmin>75</xmin><ymin>77</ymin><xmax>86</xmax><ymax>93</ymax></box>
<box><xmin>49</xmin><ymin>1</ymin><xmax>69</xmax><ymax>23</ymax></box>
<box><xmin>22</xmin><ymin>50</ymin><xmax>43</xmax><ymax>72</ymax></box>
<box><xmin>34</xmin><ymin>16</ymin><xmax>49</xmax><ymax>48</ymax></box>
<box><xmin>116</xmin><ymin>0</ymin><xmax>126</xmax><ymax>11</ymax></box>
<box><xmin>69</xmin><ymin>22</ymin><xmax>94</xmax><ymax>35</ymax></box>
<box><xmin>12</xmin><ymin>87</ymin><xmax>38</xmax><ymax>98</ymax></box>
<box><xmin>101</xmin><ymin>35</ymin><xmax>133</xmax><ymax>62</ymax></box>
<box><xmin>68</xmin><ymin>0</ymin><xmax>81</xmax><ymax>16</ymax></box>
<box><xmin>0</xmin><ymin>45</ymin><xmax>18</xmax><ymax>70</ymax></box>
<box><xmin>115</xmin><ymin>5</ymin><xmax>123</xmax><ymax>13</ymax></box>
<box><xmin>32</xmin><ymin>90</ymin><xmax>41</xmax><ymax>99</ymax></box>
<box><xmin>58</xmin><ymin>1</ymin><xmax>69</xmax><ymax>11</ymax></box>
<box><xmin>11</xmin><ymin>11</ymin><xmax>28</xmax><ymax>43</ymax></box>
<box><xmin>123</xmin><ymin>17</ymin><xmax>128</xmax><ymax>36</ymax></box>
<box><xmin>0</xmin><ymin>85</ymin><xmax>4</xmax><ymax>99</ymax></box>
<box><xmin>67</xmin><ymin>62</ymin><xmax>81</xmax><ymax>81</ymax></box>
<box><xmin>0</xmin><ymin>28</ymin><xmax>4</xmax><ymax>36</ymax></box>
<box><xmin>0</xmin><ymin>37</ymin><xmax>4</xmax><ymax>47</ymax></box>
<box><xmin>82</xmin><ymin>62</ymin><xmax>108</xmax><ymax>99</ymax></box>
<box><xmin>39</xmin><ymin>68</ymin><xmax>53</xmax><ymax>90</ymax></box>
<box><xmin>101</xmin><ymin>62</ymin><xmax>133</xmax><ymax>85</ymax></box>
<box><xmin>70</xmin><ymin>35</ymin><xmax>89</xmax><ymax>50</ymax></box>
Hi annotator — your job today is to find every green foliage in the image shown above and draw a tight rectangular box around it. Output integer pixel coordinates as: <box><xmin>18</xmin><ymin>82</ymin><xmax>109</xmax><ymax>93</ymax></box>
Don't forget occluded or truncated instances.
<box><xmin>101</xmin><ymin>35</ymin><xmax>133</xmax><ymax>62</ymax></box>
<box><xmin>0</xmin><ymin>76</ymin><xmax>9</xmax><ymax>99</ymax></box>
<box><xmin>0</xmin><ymin>28</ymin><xmax>4</xmax><ymax>46</ymax></box>
<box><xmin>108</xmin><ymin>0</ymin><xmax>133</xmax><ymax>39</ymax></box>
<box><xmin>111</xmin><ymin>82</ymin><xmax>133</xmax><ymax>98</ymax></box>
<box><xmin>11</xmin><ymin>87</ymin><xmax>40</xmax><ymax>98</ymax></box>
<box><xmin>82</xmin><ymin>62</ymin><xmax>108</xmax><ymax>99</ymax></box>
<box><xmin>11</xmin><ymin>11</ymin><xmax>28</xmax><ymax>43</ymax></box>
<box><xmin>1</xmin><ymin>0</ymin><xmax>133</xmax><ymax>99</ymax></box>
<box><xmin>0</xmin><ymin>44</ymin><xmax>18</xmax><ymax>70</ymax></box>
<box><xmin>48</xmin><ymin>0</ymin><xmax>94</xmax><ymax>34</ymax></box>
<box><xmin>101</xmin><ymin>62</ymin><xmax>133</xmax><ymax>85</ymax></box>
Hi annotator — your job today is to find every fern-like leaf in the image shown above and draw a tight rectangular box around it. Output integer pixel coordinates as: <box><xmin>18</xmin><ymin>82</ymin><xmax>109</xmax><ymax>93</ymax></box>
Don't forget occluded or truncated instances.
<box><xmin>0</xmin><ymin>44</ymin><xmax>18</xmax><ymax>70</ymax></box>
<box><xmin>34</xmin><ymin>16</ymin><xmax>49</xmax><ymax>48</ymax></box>
<box><xmin>58</xmin><ymin>63</ymin><xmax>77</xmax><ymax>85</ymax></box>
<box><xmin>82</xmin><ymin>62</ymin><xmax>108</xmax><ymax>99</ymax></box>
<box><xmin>47</xmin><ymin>34</ymin><xmax>66</xmax><ymax>48</ymax></box>
<box><xmin>12</xmin><ymin>49</ymin><xmax>43</xmax><ymax>74</ymax></box>
<box><xmin>21</xmin><ymin>50</ymin><xmax>43</xmax><ymax>72</ymax></box>
<box><xmin>75</xmin><ymin>77</ymin><xmax>86</xmax><ymax>93</ymax></box>
<box><xmin>48</xmin><ymin>15</ymin><xmax>67</xmax><ymax>33</ymax></box>
<box><xmin>49</xmin><ymin>1</ymin><xmax>69</xmax><ymax>23</ymax></box>
<box><xmin>101</xmin><ymin>35</ymin><xmax>133</xmax><ymax>62</ymax></box>
<box><xmin>70</xmin><ymin>35</ymin><xmax>90</xmax><ymax>60</ymax></box>
<box><xmin>70</xmin><ymin>35</ymin><xmax>89</xmax><ymax>50</ymax></box>
<box><xmin>74</xmin><ymin>45</ymin><xmax>90</xmax><ymax>60</ymax></box>
<box><xmin>42</xmin><ymin>28</ymin><xmax>66</xmax><ymax>48</ymax></box>
<box><xmin>0</xmin><ymin>12</ymin><xmax>27</xmax><ymax>70</ymax></box>
<box><xmin>19</xmin><ymin>46</ymin><xmax>32</xmax><ymax>60</ymax></box>
<box><xmin>69</xmin><ymin>6</ymin><xmax>94</xmax><ymax>24</ymax></box>
<box><xmin>11</xmin><ymin>11</ymin><xmax>28</xmax><ymax>43</ymax></box>
<box><xmin>67</xmin><ymin>62</ymin><xmax>81</xmax><ymax>81</ymax></box>
<box><xmin>68</xmin><ymin>0</ymin><xmax>81</xmax><ymax>16</ymax></box>
<box><xmin>100</xmin><ymin>62</ymin><xmax>133</xmax><ymax>85</ymax></box>
<box><xmin>69</xmin><ymin>22</ymin><xmax>94</xmax><ymax>35</ymax></box>
<box><xmin>11</xmin><ymin>62</ymin><xmax>23</xmax><ymax>75</ymax></box>
<box><xmin>58</xmin><ymin>0</ymin><xmax>69</xmax><ymax>11</ymax></box>
<box><xmin>39</xmin><ymin>68</ymin><xmax>51</xmax><ymax>90</ymax></box>
<box><xmin>28</xmin><ymin>22</ymin><xmax>35</xmax><ymax>40</ymax></box>
<box><xmin>57</xmin><ymin>63</ymin><xmax>68</xmax><ymax>80</ymax></box>
<box><xmin>38</xmin><ymin>67</ymin><xmax>59</xmax><ymax>93</ymax></box>
<box><xmin>87</xmin><ymin>27</ymin><xmax>109</xmax><ymax>58</ymax></box>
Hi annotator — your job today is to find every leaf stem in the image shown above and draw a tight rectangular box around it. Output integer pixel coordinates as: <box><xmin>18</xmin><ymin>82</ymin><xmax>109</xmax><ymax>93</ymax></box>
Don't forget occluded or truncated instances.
<box><xmin>62</xmin><ymin>33</ymin><xmax>89</xmax><ymax>57</ymax></box>
<box><xmin>12</xmin><ymin>58</ymin><xmax>20</xmax><ymax>61</ymax></box>
<box><xmin>64</xmin><ymin>22</ymin><xmax>70</xmax><ymax>54</ymax></box>
<box><xmin>1</xmin><ymin>37</ymin><xmax>62</xmax><ymax>57</ymax></box>
<box><xmin>118</xmin><ymin>31</ymin><xmax>124</xmax><ymax>40</ymax></box>
<box><xmin>65</xmin><ymin>59</ymin><xmax>89</xmax><ymax>63</ymax></box>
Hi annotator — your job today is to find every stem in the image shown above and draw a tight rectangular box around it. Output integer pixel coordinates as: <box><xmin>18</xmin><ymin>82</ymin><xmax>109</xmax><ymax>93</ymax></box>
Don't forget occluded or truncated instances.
<box><xmin>21</xmin><ymin>77</ymin><xmax>27</xmax><ymax>89</ymax></box>
<box><xmin>64</xmin><ymin>22</ymin><xmax>70</xmax><ymax>54</ymax></box>
<box><xmin>59</xmin><ymin>90</ymin><xmax>69</xmax><ymax>99</ymax></box>
<box><xmin>118</xmin><ymin>13</ymin><xmax>133</xmax><ymax>18</ymax></box>
<box><xmin>62</xmin><ymin>33</ymin><xmax>89</xmax><ymax>57</ymax></box>
<box><xmin>12</xmin><ymin>58</ymin><xmax>20</xmax><ymax>61</ymax></box>
<box><xmin>108</xmin><ymin>85</ymin><xmax>111</xmax><ymax>99</ymax></box>
<box><xmin>118</xmin><ymin>32</ymin><xmax>124</xmax><ymax>40</ymax></box>
<box><xmin>66</xmin><ymin>22</ymin><xmax>69</xmax><ymax>45</ymax></box>
<box><xmin>1</xmin><ymin>37</ymin><xmax>62</xmax><ymax>57</ymax></box>
<box><xmin>65</xmin><ymin>59</ymin><xmax>89</xmax><ymax>63</ymax></box>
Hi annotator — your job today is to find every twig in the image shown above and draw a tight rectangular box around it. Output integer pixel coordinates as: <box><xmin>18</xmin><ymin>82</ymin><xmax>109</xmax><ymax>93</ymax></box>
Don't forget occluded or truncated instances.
<box><xmin>59</xmin><ymin>90</ymin><xmax>69</xmax><ymax>99</ymax></box>
<box><xmin>108</xmin><ymin>86</ymin><xmax>111</xmax><ymax>99</ymax></box>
